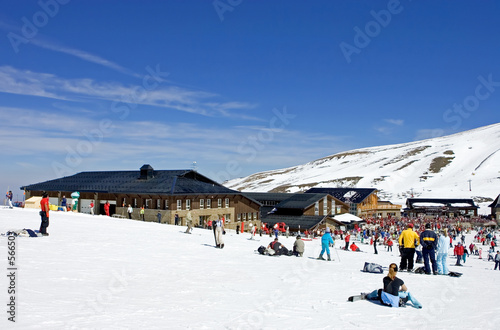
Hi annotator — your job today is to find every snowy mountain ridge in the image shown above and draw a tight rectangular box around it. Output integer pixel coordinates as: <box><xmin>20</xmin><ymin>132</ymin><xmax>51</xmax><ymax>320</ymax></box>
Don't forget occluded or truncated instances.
<box><xmin>224</xmin><ymin>123</ymin><xmax>500</xmax><ymax>213</ymax></box>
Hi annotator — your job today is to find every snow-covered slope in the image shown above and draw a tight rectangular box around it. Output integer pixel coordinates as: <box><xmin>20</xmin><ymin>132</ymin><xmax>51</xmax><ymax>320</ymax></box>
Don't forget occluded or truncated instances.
<box><xmin>225</xmin><ymin>123</ymin><xmax>500</xmax><ymax>213</ymax></box>
<box><xmin>0</xmin><ymin>207</ymin><xmax>499</xmax><ymax>329</ymax></box>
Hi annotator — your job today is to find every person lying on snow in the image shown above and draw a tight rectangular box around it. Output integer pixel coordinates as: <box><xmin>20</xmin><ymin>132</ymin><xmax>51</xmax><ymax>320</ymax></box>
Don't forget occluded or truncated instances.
<box><xmin>364</xmin><ymin>263</ymin><xmax>422</xmax><ymax>308</ymax></box>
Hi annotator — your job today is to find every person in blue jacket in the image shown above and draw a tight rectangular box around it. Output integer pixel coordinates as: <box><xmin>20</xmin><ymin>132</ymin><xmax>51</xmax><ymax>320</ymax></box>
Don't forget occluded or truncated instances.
<box><xmin>318</xmin><ymin>227</ymin><xmax>334</xmax><ymax>261</ymax></box>
<box><xmin>420</xmin><ymin>223</ymin><xmax>438</xmax><ymax>275</ymax></box>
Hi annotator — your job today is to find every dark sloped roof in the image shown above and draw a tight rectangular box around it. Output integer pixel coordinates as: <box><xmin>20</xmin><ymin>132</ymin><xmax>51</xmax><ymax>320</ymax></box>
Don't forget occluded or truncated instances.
<box><xmin>275</xmin><ymin>193</ymin><xmax>328</xmax><ymax>210</ymax></box>
<box><xmin>21</xmin><ymin>169</ymin><xmax>238</xmax><ymax>195</ymax></box>
<box><xmin>305</xmin><ymin>188</ymin><xmax>376</xmax><ymax>204</ymax></box>
<box><xmin>261</xmin><ymin>214</ymin><xmax>326</xmax><ymax>230</ymax></box>
<box><xmin>406</xmin><ymin>198</ymin><xmax>478</xmax><ymax>209</ymax></box>
<box><xmin>242</xmin><ymin>192</ymin><xmax>294</xmax><ymax>203</ymax></box>
<box><xmin>488</xmin><ymin>194</ymin><xmax>500</xmax><ymax>208</ymax></box>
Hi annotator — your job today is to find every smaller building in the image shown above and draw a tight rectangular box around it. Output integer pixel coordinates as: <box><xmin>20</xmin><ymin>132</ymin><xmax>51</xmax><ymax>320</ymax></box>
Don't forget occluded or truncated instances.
<box><xmin>305</xmin><ymin>187</ymin><xmax>402</xmax><ymax>218</ymax></box>
<box><xmin>244</xmin><ymin>192</ymin><xmax>349</xmax><ymax>231</ymax></box>
<box><xmin>488</xmin><ymin>194</ymin><xmax>500</xmax><ymax>223</ymax></box>
<box><xmin>405</xmin><ymin>198</ymin><xmax>479</xmax><ymax>218</ymax></box>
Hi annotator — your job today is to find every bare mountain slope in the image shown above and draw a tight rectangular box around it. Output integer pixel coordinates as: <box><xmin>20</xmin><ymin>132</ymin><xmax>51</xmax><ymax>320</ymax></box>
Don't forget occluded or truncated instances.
<box><xmin>224</xmin><ymin>123</ymin><xmax>500</xmax><ymax>212</ymax></box>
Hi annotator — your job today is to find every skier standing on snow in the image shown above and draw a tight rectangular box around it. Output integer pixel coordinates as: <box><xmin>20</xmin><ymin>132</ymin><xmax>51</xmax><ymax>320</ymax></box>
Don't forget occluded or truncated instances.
<box><xmin>420</xmin><ymin>223</ymin><xmax>438</xmax><ymax>275</ymax></box>
<box><xmin>494</xmin><ymin>251</ymin><xmax>500</xmax><ymax>270</ymax></box>
<box><xmin>127</xmin><ymin>204</ymin><xmax>133</xmax><ymax>219</ymax></box>
<box><xmin>6</xmin><ymin>190</ymin><xmax>13</xmax><ymax>208</ymax></box>
<box><xmin>61</xmin><ymin>195</ymin><xmax>67</xmax><ymax>211</ymax></box>
<box><xmin>436</xmin><ymin>229</ymin><xmax>450</xmax><ymax>275</ymax></box>
<box><xmin>344</xmin><ymin>231</ymin><xmax>350</xmax><ymax>250</ymax></box>
<box><xmin>318</xmin><ymin>227</ymin><xmax>334</xmax><ymax>261</ymax></box>
<box><xmin>398</xmin><ymin>223</ymin><xmax>419</xmax><ymax>271</ymax></box>
<box><xmin>104</xmin><ymin>201</ymin><xmax>110</xmax><ymax>216</ymax></box>
<box><xmin>454</xmin><ymin>242</ymin><xmax>464</xmax><ymax>266</ymax></box>
<box><xmin>215</xmin><ymin>217</ymin><xmax>225</xmax><ymax>248</ymax></box>
<box><xmin>39</xmin><ymin>192</ymin><xmax>50</xmax><ymax>236</ymax></box>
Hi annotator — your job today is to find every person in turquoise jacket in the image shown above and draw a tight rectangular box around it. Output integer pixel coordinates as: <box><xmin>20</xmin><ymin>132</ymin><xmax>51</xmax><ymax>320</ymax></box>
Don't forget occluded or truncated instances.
<box><xmin>318</xmin><ymin>227</ymin><xmax>334</xmax><ymax>261</ymax></box>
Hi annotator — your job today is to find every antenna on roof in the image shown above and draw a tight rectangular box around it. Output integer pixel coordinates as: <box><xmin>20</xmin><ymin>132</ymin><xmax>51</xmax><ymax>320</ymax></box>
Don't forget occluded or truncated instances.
<box><xmin>192</xmin><ymin>161</ymin><xmax>197</xmax><ymax>172</ymax></box>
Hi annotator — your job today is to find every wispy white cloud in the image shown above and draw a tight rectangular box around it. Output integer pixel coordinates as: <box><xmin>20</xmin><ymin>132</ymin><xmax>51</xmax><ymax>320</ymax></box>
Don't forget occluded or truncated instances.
<box><xmin>30</xmin><ymin>39</ymin><xmax>142</xmax><ymax>78</ymax></box>
<box><xmin>0</xmin><ymin>106</ymin><xmax>344</xmax><ymax>181</ymax></box>
<box><xmin>0</xmin><ymin>18</ymin><xmax>141</xmax><ymax>78</ymax></box>
<box><xmin>0</xmin><ymin>66</ymin><xmax>257</xmax><ymax>117</ymax></box>
<box><xmin>385</xmin><ymin>119</ymin><xmax>404</xmax><ymax>126</ymax></box>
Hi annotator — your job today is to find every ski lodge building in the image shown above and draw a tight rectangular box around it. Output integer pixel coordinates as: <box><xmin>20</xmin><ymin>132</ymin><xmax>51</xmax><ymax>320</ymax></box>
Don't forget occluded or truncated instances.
<box><xmin>21</xmin><ymin>165</ymin><xmax>261</xmax><ymax>230</ymax></box>
<box><xmin>404</xmin><ymin>198</ymin><xmax>479</xmax><ymax>218</ymax></box>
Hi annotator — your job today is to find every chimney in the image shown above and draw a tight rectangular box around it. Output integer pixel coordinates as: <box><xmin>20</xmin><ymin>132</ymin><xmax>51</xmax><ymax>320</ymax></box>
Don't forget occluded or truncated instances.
<box><xmin>140</xmin><ymin>164</ymin><xmax>154</xmax><ymax>180</ymax></box>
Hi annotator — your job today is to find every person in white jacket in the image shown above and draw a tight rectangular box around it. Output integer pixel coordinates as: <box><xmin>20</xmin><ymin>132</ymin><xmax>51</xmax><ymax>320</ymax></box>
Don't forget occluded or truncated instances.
<box><xmin>436</xmin><ymin>229</ymin><xmax>449</xmax><ymax>275</ymax></box>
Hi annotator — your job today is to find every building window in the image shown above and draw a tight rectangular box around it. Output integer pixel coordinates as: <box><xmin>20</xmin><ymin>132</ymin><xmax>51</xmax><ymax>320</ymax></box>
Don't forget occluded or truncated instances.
<box><xmin>186</xmin><ymin>199</ymin><xmax>191</xmax><ymax>211</ymax></box>
<box><xmin>237</xmin><ymin>213</ymin><xmax>241</xmax><ymax>221</ymax></box>
<box><xmin>207</xmin><ymin>199</ymin><xmax>211</xmax><ymax>209</ymax></box>
<box><xmin>165</xmin><ymin>200</ymin><xmax>169</xmax><ymax>210</ymax></box>
<box><xmin>315</xmin><ymin>201</ymin><xmax>319</xmax><ymax>216</ymax></box>
<box><xmin>199</xmin><ymin>199</ymin><xmax>204</xmax><ymax>209</ymax></box>
<box><xmin>243</xmin><ymin>213</ymin><xmax>246</xmax><ymax>220</ymax></box>
<box><xmin>146</xmin><ymin>199</ymin><xmax>152</xmax><ymax>209</ymax></box>
<box><xmin>177</xmin><ymin>200</ymin><xmax>182</xmax><ymax>210</ymax></box>
<box><xmin>156</xmin><ymin>199</ymin><xmax>161</xmax><ymax>209</ymax></box>
<box><xmin>247</xmin><ymin>212</ymin><xmax>251</xmax><ymax>220</ymax></box>
<box><xmin>225</xmin><ymin>198</ymin><xmax>229</xmax><ymax>208</ymax></box>
<box><xmin>218</xmin><ymin>198</ymin><xmax>222</xmax><ymax>208</ymax></box>
<box><xmin>134</xmin><ymin>198</ymin><xmax>137</xmax><ymax>208</ymax></box>
<box><xmin>254</xmin><ymin>212</ymin><xmax>258</xmax><ymax>220</ymax></box>
<box><xmin>323</xmin><ymin>196</ymin><xmax>328</xmax><ymax>215</ymax></box>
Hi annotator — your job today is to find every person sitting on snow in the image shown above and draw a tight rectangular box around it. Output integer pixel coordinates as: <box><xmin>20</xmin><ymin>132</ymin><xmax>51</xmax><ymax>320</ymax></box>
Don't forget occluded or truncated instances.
<box><xmin>267</xmin><ymin>238</ymin><xmax>288</xmax><ymax>256</ymax></box>
<box><xmin>350</xmin><ymin>242</ymin><xmax>361</xmax><ymax>252</ymax></box>
<box><xmin>364</xmin><ymin>263</ymin><xmax>422</xmax><ymax>308</ymax></box>
<box><xmin>293</xmin><ymin>235</ymin><xmax>305</xmax><ymax>257</ymax></box>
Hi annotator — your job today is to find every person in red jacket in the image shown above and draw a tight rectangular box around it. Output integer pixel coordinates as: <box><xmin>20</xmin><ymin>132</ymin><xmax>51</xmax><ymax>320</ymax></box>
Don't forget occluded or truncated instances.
<box><xmin>39</xmin><ymin>192</ymin><xmax>50</xmax><ymax>236</ymax></box>
<box><xmin>344</xmin><ymin>232</ymin><xmax>351</xmax><ymax>250</ymax></box>
<box><xmin>104</xmin><ymin>201</ymin><xmax>110</xmax><ymax>216</ymax></box>
<box><xmin>454</xmin><ymin>242</ymin><xmax>464</xmax><ymax>266</ymax></box>
<box><xmin>387</xmin><ymin>238</ymin><xmax>394</xmax><ymax>252</ymax></box>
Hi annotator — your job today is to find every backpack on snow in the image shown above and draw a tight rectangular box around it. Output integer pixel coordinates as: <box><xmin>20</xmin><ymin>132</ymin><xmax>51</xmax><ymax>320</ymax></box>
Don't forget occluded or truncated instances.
<box><xmin>257</xmin><ymin>246</ymin><xmax>266</xmax><ymax>255</ymax></box>
<box><xmin>362</xmin><ymin>262</ymin><xmax>383</xmax><ymax>274</ymax></box>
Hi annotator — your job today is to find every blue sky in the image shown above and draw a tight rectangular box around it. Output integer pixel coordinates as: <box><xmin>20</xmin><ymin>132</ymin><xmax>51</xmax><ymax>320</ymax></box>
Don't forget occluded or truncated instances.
<box><xmin>0</xmin><ymin>0</ymin><xmax>499</xmax><ymax>200</ymax></box>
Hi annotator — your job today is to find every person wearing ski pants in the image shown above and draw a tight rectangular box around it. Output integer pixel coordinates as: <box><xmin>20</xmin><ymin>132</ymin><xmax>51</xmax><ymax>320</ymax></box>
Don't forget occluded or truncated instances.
<box><xmin>319</xmin><ymin>227</ymin><xmax>334</xmax><ymax>261</ymax></box>
<box><xmin>398</xmin><ymin>223</ymin><xmax>419</xmax><ymax>271</ymax></box>
<box><xmin>436</xmin><ymin>229</ymin><xmax>449</xmax><ymax>275</ymax></box>
<box><xmin>215</xmin><ymin>218</ymin><xmax>225</xmax><ymax>248</ymax></box>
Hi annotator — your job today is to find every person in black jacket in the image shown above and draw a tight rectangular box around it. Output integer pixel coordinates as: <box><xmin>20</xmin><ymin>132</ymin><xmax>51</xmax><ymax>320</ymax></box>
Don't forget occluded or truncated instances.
<box><xmin>420</xmin><ymin>223</ymin><xmax>438</xmax><ymax>275</ymax></box>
